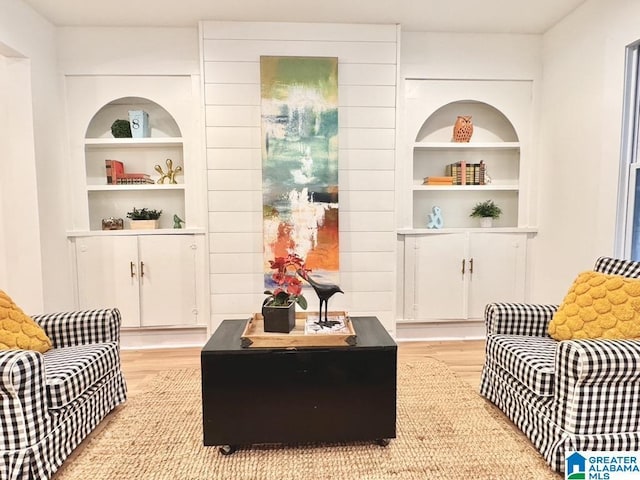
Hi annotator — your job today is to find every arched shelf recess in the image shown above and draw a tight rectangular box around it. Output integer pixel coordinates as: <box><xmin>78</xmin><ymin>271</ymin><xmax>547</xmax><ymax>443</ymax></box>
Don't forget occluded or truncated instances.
<box><xmin>410</xmin><ymin>99</ymin><xmax>522</xmax><ymax>230</ymax></box>
<box><xmin>415</xmin><ymin>100</ymin><xmax>518</xmax><ymax>143</ymax></box>
<box><xmin>85</xmin><ymin>97</ymin><xmax>182</xmax><ymax>139</ymax></box>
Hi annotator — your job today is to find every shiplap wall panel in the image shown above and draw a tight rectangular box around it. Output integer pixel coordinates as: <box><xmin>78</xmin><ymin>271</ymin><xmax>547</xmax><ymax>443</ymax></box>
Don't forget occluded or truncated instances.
<box><xmin>340</xmin><ymin>128</ymin><xmax>395</xmax><ymax>149</ymax></box>
<box><xmin>205</xmin><ymin>126</ymin><xmax>260</xmax><ymax>148</ymax></box>
<box><xmin>203</xmin><ymin>62</ymin><xmax>259</xmax><ymax>83</ymax></box>
<box><xmin>201</xmin><ymin>22</ymin><xmax>397</xmax><ymax>42</ymax></box>
<box><xmin>340</xmin><ymin>64</ymin><xmax>397</xmax><ymax>85</ymax></box>
<box><xmin>340</xmin><ymin>107</ymin><xmax>396</xmax><ymax>129</ymax></box>
<box><xmin>208</xmin><ymin>212</ymin><xmax>262</xmax><ymax>231</ymax></box>
<box><xmin>204</xmin><ymin>84</ymin><xmax>259</xmax><ymax>105</ymax></box>
<box><xmin>211</xmin><ymin>273</ymin><xmax>263</xmax><ymax>295</ymax></box>
<box><xmin>340</xmin><ymin>86</ymin><xmax>396</xmax><ymax>107</ymax></box>
<box><xmin>209</xmin><ymin>233</ymin><xmax>262</xmax><ymax>253</ymax></box>
<box><xmin>340</xmin><ymin>149</ymin><xmax>395</xmax><ymax>170</ymax></box>
<box><xmin>203</xmin><ymin>40</ymin><xmax>397</xmax><ymax>64</ymax></box>
<box><xmin>210</xmin><ymin>253</ymin><xmax>263</xmax><ymax>274</ymax></box>
<box><xmin>342</xmin><ymin>252</ymin><xmax>396</xmax><ymax>272</ymax></box>
<box><xmin>206</xmin><ymin>149</ymin><xmax>259</xmax><ymax>170</ymax></box>
<box><xmin>205</xmin><ymin>106</ymin><xmax>260</xmax><ymax>127</ymax></box>
<box><xmin>208</xmin><ymin>191</ymin><xmax>261</xmax><ymax>211</ymax></box>
<box><xmin>341</xmin><ymin>170</ymin><xmax>395</xmax><ymax>190</ymax></box>
<box><xmin>202</xmin><ymin>22</ymin><xmax>398</xmax><ymax>331</ymax></box>
<box><xmin>341</xmin><ymin>191</ymin><xmax>395</xmax><ymax>211</ymax></box>
<box><xmin>341</xmin><ymin>212</ymin><xmax>395</xmax><ymax>231</ymax></box>
<box><xmin>341</xmin><ymin>232</ymin><xmax>396</xmax><ymax>252</ymax></box>
<box><xmin>341</xmin><ymin>272</ymin><xmax>394</xmax><ymax>291</ymax></box>
<box><xmin>206</xmin><ymin>170</ymin><xmax>261</xmax><ymax>190</ymax></box>
<box><xmin>204</xmin><ymin>62</ymin><xmax>396</xmax><ymax>86</ymax></box>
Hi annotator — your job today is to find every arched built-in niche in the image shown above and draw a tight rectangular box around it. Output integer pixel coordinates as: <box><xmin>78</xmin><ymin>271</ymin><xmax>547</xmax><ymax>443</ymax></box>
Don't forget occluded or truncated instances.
<box><xmin>85</xmin><ymin>97</ymin><xmax>182</xmax><ymax>139</ymax></box>
<box><xmin>410</xmin><ymin>99</ymin><xmax>522</xmax><ymax>229</ymax></box>
<box><xmin>415</xmin><ymin>100</ymin><xmax>518</xmax><ymax>144</ymax></box>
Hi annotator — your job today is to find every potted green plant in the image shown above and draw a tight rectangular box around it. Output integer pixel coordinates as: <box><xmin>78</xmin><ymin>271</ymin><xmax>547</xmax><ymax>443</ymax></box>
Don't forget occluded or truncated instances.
<box><xmin>470</xmin><ymin>200</ymin><xmax>502</xmax><ymax>227</ymax></box>
<box><xmin>127</xmin><ymin>207</ymin><xmax>162</xmax><ymax>229</ymax></box>
<box><xmin>262</xmin><ymin>253</ymin><xmax>309</xmax><ymax>333</ymax></box>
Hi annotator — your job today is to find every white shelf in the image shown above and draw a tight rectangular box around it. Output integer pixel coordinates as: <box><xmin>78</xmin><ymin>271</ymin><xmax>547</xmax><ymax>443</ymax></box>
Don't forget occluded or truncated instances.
<box><xmin>85</xmin><ymin>137</ymin><xmax>183</xmax><ymax>148</ymax></box>
<box><xmin>397</xmin><ymin>227</ymin><xmax>538</xmax><ymax>235</ymax></box>
<box><xmin>67</xmin><ymin>228</ymin><xmax>206</xmax><ymax>237</ymax></box>
<box><xmin>413</xmin><ymin>183</ymin><xmax>518</xmax><ymax>191</ymax></box>
<box><xmin>87</xmin><ymin>184</ymin><xmax>185</xmax><ymax>192</ymax></box>
<box><xmin>413</xmin><ymin>141</ymin><xmax>520</xmax><ymax>150</ymax></box>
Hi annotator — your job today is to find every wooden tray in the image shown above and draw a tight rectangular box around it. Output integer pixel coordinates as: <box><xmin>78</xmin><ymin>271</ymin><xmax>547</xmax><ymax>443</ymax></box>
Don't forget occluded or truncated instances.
<box><xmin>241</xmin><ymin>311</ymin><xmax>357</xmax><ymax>348</ymax></box>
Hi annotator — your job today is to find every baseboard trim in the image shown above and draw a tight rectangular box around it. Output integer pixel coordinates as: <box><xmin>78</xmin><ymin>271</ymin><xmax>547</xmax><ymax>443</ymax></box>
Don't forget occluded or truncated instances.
<box><xmin>395</xmin><ymin>321</ymin><xmax>486</xmax><ymax>341</ymax></box>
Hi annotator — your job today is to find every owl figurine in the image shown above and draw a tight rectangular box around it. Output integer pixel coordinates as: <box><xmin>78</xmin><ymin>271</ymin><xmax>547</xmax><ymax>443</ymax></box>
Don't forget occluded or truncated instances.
<box><xmin>453</xmin><ymin>115</ymin><xmax>474</xmax><ymax>142</ymax></box>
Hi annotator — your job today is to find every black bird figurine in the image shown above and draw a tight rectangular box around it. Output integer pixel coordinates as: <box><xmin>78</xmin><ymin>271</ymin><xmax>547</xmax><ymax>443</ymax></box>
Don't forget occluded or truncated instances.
<box><xmin>297</xmin><ymin>269</ymin><xmax>344</xmax><ymax>327</ymax></box>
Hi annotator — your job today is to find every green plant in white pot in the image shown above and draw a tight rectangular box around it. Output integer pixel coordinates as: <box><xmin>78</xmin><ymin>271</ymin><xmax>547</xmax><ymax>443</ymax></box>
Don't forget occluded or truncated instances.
<box><xmin>127</xmin><ymin>207</ymin><xmax>162</xmax><ymax>229</ymax></box>
<box><xmin>470</xmin><ymin>200</ymin><xmax>502</xmax><ymax>228</ymax></box>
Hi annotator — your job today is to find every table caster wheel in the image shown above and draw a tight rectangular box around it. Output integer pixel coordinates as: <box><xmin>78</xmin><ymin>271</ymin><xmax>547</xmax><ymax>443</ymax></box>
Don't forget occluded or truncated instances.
<box><xmin>219</xmin><ymin>445</ymin><xmax>237</xmax><ymax>455</ymax></box>
<box><xmin>376</xmin><ymin>438</ymin><xmax>390</xmax><ymax>447</ymax></box>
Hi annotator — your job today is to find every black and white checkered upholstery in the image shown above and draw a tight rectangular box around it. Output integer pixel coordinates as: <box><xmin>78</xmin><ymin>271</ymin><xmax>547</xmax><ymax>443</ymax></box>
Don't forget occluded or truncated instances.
<box><xmin>480</xmin><ymin>257</ymin><xmax>640</xmax><ymax>473</ymax></box>
<box><xmin>0</xmin><ymin>308</ymin><xmax>127</xmax><ymax>480</ymax></box>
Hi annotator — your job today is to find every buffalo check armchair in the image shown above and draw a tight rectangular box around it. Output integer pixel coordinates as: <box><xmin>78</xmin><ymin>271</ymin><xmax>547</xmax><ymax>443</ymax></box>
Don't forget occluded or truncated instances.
<box><xmin>480</xmin><ymin>257</ymin><xmax>640</xmax><ymax>473</ymax></box>
<box><xmin>0</xmin><ymin>308</ymin><xmax>127</xmax><ymax>480</ymax></box>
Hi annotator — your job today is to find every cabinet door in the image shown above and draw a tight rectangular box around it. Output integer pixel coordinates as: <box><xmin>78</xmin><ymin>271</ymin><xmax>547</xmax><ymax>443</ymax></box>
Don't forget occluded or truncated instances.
<box><xmin>467</xmin><ymin>233</ymin><xmax>526</xmax><ymax>319</ymax></box>
<box><xmin>412</xmin><ymin>234</ymin><xmax>467</xmax><ymax>320</ymax></box>
<box><xmin>137</xmin><ymin>235</ymin><xmax>198</xmax><ymax>327</ymax></box>
<box><xmin>75</xmin><ymin>236</ymin><xmax>141</xmax><ymax>327</ymax></box>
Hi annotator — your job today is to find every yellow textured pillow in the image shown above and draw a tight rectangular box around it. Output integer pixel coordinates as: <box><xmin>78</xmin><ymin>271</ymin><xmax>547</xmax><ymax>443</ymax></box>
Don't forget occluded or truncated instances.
<box><xmin>548</xmin><ymin>271</ymin><xmax>640</xmax><ymax>341</ymax></box>
<box><xmin>0</xmin><ymin>290</ymin><xmax>52</xmax><ymax>353</ymax></box>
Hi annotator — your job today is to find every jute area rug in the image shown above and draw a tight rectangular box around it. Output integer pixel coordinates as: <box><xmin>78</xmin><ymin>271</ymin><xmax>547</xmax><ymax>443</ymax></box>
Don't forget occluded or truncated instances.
<box><xmin>54</xmin><ymin>358</ymin><xmax>560</xmax><ymax>480</ymax></box>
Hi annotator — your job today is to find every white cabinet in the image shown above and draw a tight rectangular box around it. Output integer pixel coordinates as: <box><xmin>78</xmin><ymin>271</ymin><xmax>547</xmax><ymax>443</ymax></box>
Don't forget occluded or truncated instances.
<box><xmin>73</xmin><ymin>234</ymin><xmax>205</xmax><ymax>328</ymax></box>
<box><xmin>403</xmin><ymin>232</ymin><xmax>527</xmax><ymax>322</ymax></box>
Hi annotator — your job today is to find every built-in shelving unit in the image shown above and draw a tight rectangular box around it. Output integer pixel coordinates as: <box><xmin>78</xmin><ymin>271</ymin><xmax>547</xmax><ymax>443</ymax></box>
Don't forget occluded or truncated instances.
<box><xmin>64</xmin><ymin>76</ymin><xmax>209</xmax><ymax>344</ymax></box>
<box><xmin>397</xmin><ymin>78</ymin><xmax>536</xmax><ymax>325</ymax></box>
<box><xmin>82</xmin><ymin>97</ymin><xmax>186</xmax><ymax>231</ymax></box>
<box><xmin>408</xmin><ymin>100</ymin><xmax>522</xmax><ymax>230</ymax></box>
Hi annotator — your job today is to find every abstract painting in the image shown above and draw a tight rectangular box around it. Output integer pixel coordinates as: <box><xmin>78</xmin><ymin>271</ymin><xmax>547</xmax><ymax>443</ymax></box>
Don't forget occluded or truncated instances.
<box><xmin>260</xmin><ymin>56</ymin><xmax>339</xmax><ymax>288</ymax></box>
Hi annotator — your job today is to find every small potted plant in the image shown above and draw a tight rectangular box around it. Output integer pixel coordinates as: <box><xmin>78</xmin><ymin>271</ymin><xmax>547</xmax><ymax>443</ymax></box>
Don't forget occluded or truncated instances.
<box><xmin>127</xmin><ymin>207</ymin><xmax>162</xmax><ymax>229</ymax></box>
<box><xmin>262</xmin><ymin>253</ymin><xmax>309</xmax><ymax>333</ymax></box>
<box><xmin>470</xmin><ymin>200</ymin><xmax>502</xmax><ymax>228</ymax></box>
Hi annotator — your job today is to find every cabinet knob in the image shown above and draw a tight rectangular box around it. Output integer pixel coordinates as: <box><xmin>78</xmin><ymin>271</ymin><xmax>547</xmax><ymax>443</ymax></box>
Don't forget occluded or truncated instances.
<box><xmin>190</xmin><ymin>244</ymin><xmax>197</xmax><ymax>250</ymax></box>
<box><xmin>191</xmin><ymin>308</ymin><xmax>198</xmax><ymax>315</ymax></box>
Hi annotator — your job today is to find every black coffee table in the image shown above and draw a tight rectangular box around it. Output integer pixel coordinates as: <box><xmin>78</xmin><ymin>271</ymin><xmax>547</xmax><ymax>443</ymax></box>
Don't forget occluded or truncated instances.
<box><xmin>201</xmin><ymin>316</ymin><xmax>397</xmax><ymax>454</ymax></box>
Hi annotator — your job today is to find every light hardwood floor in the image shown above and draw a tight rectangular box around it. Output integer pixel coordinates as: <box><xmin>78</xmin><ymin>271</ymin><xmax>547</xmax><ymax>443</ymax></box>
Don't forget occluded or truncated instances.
<box><xmin>120</xmin><ymin>339</ymin><xmax>486</xmax><ymax>397</ymax></box>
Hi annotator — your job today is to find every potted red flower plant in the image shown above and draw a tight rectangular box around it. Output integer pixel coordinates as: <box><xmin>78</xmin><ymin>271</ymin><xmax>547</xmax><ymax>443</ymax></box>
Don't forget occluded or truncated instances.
<box><xmin>262</xmin><ymin>253</ymin><xmax>309</xmax><ymax>333</ymax></box>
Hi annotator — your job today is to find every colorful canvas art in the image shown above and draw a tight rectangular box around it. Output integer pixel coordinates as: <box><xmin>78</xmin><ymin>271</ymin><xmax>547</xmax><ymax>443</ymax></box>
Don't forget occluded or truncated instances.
<box><xmin>260</xmin><ymin>56</ymin><xmax>339</xmax><ymax>288</ymax></box>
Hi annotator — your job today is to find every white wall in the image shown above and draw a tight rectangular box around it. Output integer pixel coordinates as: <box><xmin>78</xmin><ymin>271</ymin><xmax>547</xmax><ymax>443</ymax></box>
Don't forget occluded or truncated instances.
<box><xmin>0</xmin><ymin>0</ymin><xmax>57</xmax><ymax>313</ymax></box>
<box><xmin>533</xmin><ymin>0</ymin><xmax>638</xmax><ymax>303</ymax></box>
<box><xmin>201</xmin><ymin>22</ymin><xmax>398</xmax><ymax>332</ymax></box>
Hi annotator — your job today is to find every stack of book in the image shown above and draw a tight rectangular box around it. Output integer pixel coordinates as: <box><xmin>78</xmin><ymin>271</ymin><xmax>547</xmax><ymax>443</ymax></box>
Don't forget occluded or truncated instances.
<box><xmin>105</xmin><ymin>160</ymin><xmax>155</xmax><ymax>185</ymax></box>
<box><xmin>422</xmin><ymin>176</ymin><xmax>454</xmax><ymax>185</ymax></box>
<box><xmin>445</xmin><ymin>160</ymin><xmax>486</xmax><ymax>185</ymax></box>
